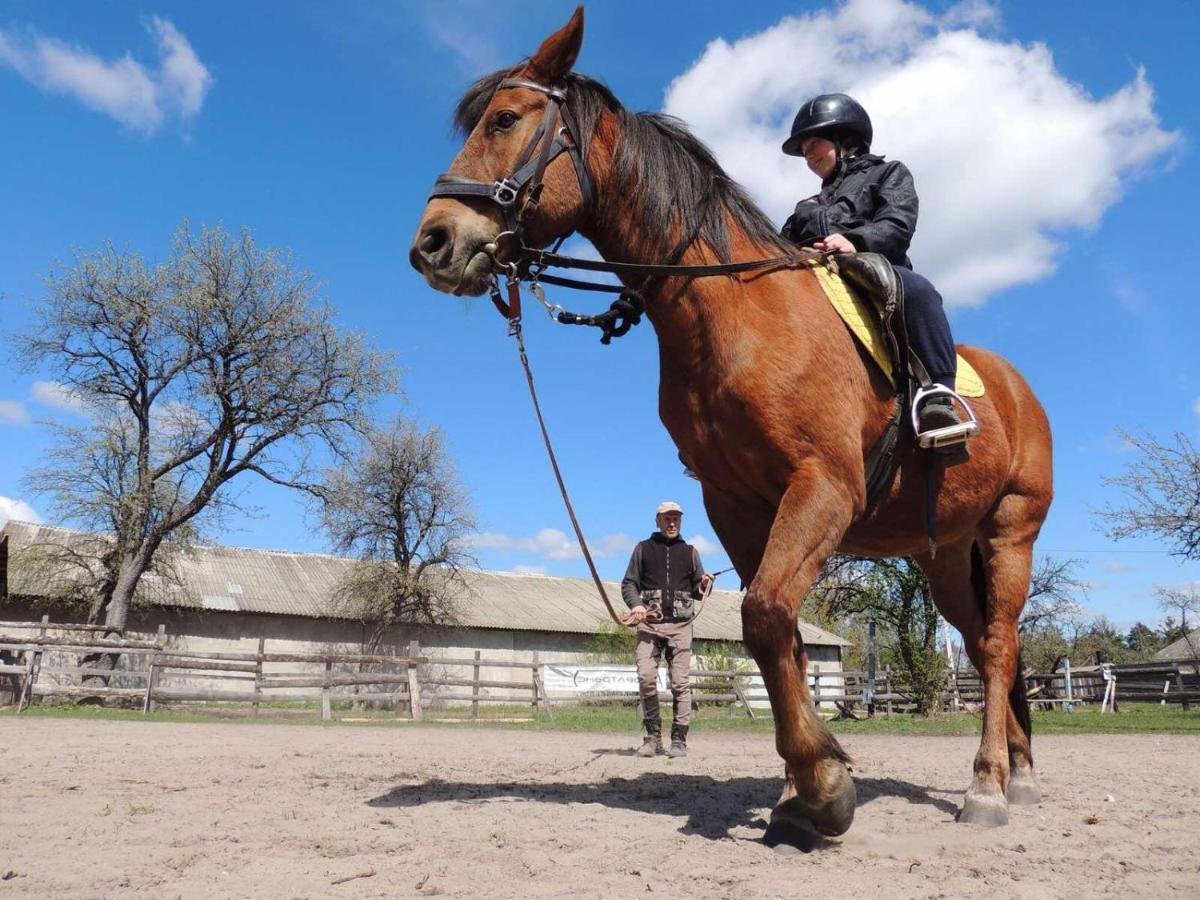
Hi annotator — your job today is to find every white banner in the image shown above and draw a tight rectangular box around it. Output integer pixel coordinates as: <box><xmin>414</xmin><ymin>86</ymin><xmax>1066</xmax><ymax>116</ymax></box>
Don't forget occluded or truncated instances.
<box><xmin>543</xmin><ymin>664</ymin><xmax>667</xmax><ymax>696</ymax></box>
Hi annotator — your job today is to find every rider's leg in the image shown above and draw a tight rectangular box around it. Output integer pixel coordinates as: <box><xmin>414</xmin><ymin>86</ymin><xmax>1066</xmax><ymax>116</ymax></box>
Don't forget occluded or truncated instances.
<box><xmin>894</xmin><ymin>266</ymin><xmax>957</xmax><ymax>392</ymax></box>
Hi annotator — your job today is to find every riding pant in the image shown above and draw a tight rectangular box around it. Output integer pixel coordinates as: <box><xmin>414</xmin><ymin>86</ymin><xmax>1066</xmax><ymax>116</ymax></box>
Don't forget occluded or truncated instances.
<box><xmin>895</xmin><ymin>266</ymin><xmax>956</xmax><ymax>392</ymax></box>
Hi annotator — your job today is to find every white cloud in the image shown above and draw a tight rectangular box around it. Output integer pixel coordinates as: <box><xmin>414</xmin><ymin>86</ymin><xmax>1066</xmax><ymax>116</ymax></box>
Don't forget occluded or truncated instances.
<box><xmin>1192</xmin><ymin>397</ymin><xmax>1200</xmax><ymax>417</ymax></box>
<box><xmin>1102</xmin><ymin>559</ymin><xmax>1134</xmax><ymax>575</ymax></box>
<box><xmin>687</xmin><ymin>534</ymin><xmax>722</xmax><ymax>556</ymax></box>
<box><xmin>0</xmin><ymin>496</ymin><xmax>41</xmax><ymax>527</ymax></box>
<box><xmin>0</xmin><ymin>17</ymin><xmax>211</xmax><ymax>133</ymax></box>
<box><xmin>30</xmin><ymin>380</ymin><xmax>90</xmax><ymax>416</ymax></box>
<box><xmin>663</xmin><ymin>0</ymin><xmax>1179</xmax><ymax>306</ymax></box>
<box><xmin>469</xmin><ymin>528</ymin><xmax>637</xmax><ymax>561</ymax></box>
<box><xmin>0</xmin><ymin>400</ymin><xmax>31</xmax><ymax>426</ymax></box>
<box><xmin>469</xmin><ymin>527</ymin><xmax>581</xmax><ymax>560</ymax></box>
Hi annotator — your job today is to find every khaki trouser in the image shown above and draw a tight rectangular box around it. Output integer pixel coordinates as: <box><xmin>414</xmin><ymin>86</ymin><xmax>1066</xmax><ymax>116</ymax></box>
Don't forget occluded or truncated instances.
<box><xmin>635</xmin><ymin>620</ymin><xmax>693</xmax><ymax>727</ymax></box>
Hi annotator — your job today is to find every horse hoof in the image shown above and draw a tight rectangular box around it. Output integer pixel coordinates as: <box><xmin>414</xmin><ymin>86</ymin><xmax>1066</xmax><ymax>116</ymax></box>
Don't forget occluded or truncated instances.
<box><xmin>773</xmin><ymin>761</ymin><xmax>856</xmax><ymax>838</ymax></box>
<box><xmin>959</xmin><ymin>790</ymin><xmax>1009</xmax><ymax>826</ymax></box>
<box><xmin>763</xmin><ymin>817</ymin><xmax>821</xmax><ymax>853</ymax></box>
<box><xmin>1005</xmin><ymin>770</ymin><xmax>1042</xmax><ymax>805</ymax></box>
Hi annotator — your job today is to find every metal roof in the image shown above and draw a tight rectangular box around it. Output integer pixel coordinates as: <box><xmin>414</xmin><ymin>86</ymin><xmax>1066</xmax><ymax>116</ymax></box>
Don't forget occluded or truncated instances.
<box><xmin>1</xmin><ymin>520</ymin><xmax>849</xmax><ymax>646</ymax></box>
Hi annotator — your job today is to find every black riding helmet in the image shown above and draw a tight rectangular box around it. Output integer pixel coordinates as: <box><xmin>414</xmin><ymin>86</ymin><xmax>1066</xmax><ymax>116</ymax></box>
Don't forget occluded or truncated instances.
<box><xmin>781</xmin><ymin>93</ymin><xmax>873</xmax><ymax>156</ymax></box>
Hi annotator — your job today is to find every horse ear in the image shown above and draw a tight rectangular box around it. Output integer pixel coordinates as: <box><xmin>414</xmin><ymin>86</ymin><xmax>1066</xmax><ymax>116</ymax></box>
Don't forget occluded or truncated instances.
<box><xmin>529</xmin><ymin>6</ymin><xmax>584</xmax><ymax>83</ymax></box>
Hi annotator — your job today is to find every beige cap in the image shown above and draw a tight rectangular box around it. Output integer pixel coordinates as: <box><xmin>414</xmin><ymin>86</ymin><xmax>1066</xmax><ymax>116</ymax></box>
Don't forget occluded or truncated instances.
<box><xmin>656</xmin><ymin>500</ymin><xmax>683</xmax><ymax>515</ymax></box>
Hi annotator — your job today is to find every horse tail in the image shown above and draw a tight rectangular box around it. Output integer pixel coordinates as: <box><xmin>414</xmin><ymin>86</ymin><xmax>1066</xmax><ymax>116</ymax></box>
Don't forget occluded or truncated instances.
<box><xmin>969</xmin><ymin>540</ymin><xmax>1032</xmax><ymax>741</ymax></box>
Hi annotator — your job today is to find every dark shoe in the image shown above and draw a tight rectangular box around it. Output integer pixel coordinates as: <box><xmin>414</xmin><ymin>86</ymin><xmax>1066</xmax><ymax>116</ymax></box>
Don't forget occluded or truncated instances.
<box><xmin>918</xmin><ymin>396</ymin><xmax>961</xmax><ymax>433</ymax></box>
<box><xmin>918</xmin><ymin>397</ymin><xmax>971</xmax><ymax>467</ymax></box>
<box><xmin>667</xmin><ymin>725</ymin><xmax>688</xmax><ymax>758</ymax></box>
<box><xmin>638</xmin><ymin>721</ymin><xmax>663</xmax><ymax>757</ymax></box>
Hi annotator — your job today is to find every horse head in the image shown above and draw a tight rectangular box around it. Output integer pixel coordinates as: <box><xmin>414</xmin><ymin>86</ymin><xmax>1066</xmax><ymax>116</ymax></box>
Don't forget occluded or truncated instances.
<box><xmin>409</xmin><ymin>8</ymin><xmax>591</xmax><ymax>297</ymax></box>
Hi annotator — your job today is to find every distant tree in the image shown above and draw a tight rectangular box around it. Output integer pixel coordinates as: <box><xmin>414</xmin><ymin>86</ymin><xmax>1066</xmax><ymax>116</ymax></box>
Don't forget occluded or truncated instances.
<box><xmin>808</xmin><ymin>556</ymin><xmax>945</xmax><ymax>715</ymax></box>
<box><xmin>15</xmin><ymin>223</ymin><xmax>396</xmax><ymax>634</ymax></box>
<box><xmin>1126</xmin><ymin>621</ymin><xmax>1164</xmax><ymax>657</ymax></box>
<box><xmin>1100</xmin><ymin>430</ymin><xmax>1200</xmax><ymax>560</ymax></box>
<box><xmin>1020</xmin><ymin>556</ymin><xmax>1086</xmax><ymax>632</ymax></box>
<box><xmin>317</xmin><ymin>418</ymin><xmax>475</xmax><ymax>650</ymax></box>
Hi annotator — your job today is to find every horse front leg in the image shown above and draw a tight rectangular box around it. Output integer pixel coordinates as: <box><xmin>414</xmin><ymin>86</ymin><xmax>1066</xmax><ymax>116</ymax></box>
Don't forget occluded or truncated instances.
<box><xmin>741</xmin><ymin>467</ymin><xmax>857</xmax><ymax>839</ymax></box>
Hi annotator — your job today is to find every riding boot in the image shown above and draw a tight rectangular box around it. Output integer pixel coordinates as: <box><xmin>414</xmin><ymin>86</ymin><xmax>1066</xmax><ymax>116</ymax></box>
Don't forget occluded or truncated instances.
<box><xmin>638</xmin><ymin>719</ymin><xmax>663</xmax><ymax>757</ymax></box>
<box><xmin>667</xmin><ymin>724</ymin><xmax>688</xmax><ymax>758</ymax></box>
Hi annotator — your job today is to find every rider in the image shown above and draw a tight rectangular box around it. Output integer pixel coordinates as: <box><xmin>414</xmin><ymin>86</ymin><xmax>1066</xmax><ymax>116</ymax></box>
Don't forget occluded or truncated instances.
<box><xmin>621</xmin><ymin>501</ymin><xmax>712</xmax><ymax>758</ymax></box>
<box><xmin>780</xmin><ymin>93</ymin><xmax>969</xmax><ymax>463</ymax></box>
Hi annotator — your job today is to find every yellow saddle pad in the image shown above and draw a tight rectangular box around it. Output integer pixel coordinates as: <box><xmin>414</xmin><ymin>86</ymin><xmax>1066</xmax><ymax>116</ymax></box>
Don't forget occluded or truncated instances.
<box><xmin>811</xmin><ymin>264</ymin><xmax>984</xmax><ymax>398</ymax></box>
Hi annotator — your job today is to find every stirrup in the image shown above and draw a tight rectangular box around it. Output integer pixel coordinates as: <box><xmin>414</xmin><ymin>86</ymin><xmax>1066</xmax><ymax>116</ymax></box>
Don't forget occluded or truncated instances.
<box><xmin>911</xmin><ymin>385</ymin><xmax>980</xmax><ymax>449</ymax></box>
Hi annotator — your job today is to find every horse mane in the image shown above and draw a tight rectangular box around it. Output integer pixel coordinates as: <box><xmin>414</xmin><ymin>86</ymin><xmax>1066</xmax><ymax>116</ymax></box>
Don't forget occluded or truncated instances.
<box><xmin>454</xmin><ymin>69</ymin><xmax>792</xmax><ymax>262</ymax></box>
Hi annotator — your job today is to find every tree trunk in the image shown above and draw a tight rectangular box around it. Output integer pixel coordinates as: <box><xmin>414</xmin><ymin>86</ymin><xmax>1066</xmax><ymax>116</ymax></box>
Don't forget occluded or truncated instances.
<box><xmin>80</xmin><ymin>552</ymin><xmax>149</xmax><ymax>698</ymax></box>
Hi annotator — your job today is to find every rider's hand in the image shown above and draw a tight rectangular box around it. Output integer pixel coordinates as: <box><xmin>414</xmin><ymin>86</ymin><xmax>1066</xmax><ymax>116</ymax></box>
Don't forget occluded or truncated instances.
<box><xmin>699</xmin><ymin>574</ymin><xmax>714</xmax><ymax>594</ymax></box>
<box><xmin>814</xmin><ymin>233</ymin><xmax>856</xmax><ymax>254</ymax></box>
<box><xmin>630</xmin><ymin>605</ymin><xmax>647</xmax><ymax>624</ymax></box>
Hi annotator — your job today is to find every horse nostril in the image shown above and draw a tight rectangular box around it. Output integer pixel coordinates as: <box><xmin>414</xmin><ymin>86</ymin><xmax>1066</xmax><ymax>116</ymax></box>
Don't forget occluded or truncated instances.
<box><xmin>420</xmin><ymin>226</ymin><xmax>449</xmax><ymax>257</ymax></box>
<box><xmin>410</xmin><ymin>224</ymin><xmax>453</xmax><ymax>273</ymax></box>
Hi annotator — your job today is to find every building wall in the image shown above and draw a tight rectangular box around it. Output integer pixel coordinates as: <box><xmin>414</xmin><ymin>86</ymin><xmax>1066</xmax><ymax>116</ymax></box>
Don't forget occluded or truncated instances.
<box><xmin>1</xmin><ymin>600</ymin><xmax>843</xmax><ymax>704</ymax></box>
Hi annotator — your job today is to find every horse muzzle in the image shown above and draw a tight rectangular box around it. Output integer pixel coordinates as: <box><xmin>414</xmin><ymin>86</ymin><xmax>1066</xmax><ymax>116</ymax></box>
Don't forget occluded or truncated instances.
<box><xmin>409</xmin><ymin>209</ymin><xmax>501</xmax><ymax>297</ymax></box>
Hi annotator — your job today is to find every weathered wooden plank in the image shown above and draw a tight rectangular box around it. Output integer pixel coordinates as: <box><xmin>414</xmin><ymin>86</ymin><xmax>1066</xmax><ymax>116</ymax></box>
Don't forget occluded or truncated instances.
<box><xmin>31</xmin><ymin>684</ymin><xmax>145</xmax><ymax>699</ymax></box>
<box><xmin>154</xmin><ymin>658</ymin><xmax>259</xmax><ymax>673</ymax></box>
<box><xmin>421</xmin><ymin>676</ymin><xmax>536</xmax><ymax>691</ymax></box>
<box><xmin>260</xmin><ymin>674</ymin><xmax>411</xmax><ymax>689</ymax></box>
<box><xmin>0</xmin><ymin>634</ymin><xmax>159</xmax><ymax>650</ymax></box>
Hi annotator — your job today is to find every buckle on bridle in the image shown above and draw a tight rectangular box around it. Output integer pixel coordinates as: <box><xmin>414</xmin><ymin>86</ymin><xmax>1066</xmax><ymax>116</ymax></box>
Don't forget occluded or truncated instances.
<box><xmin>492</xmin><ymin>178</ymin><xmax>520</xmax><ymax>207</ymax></box>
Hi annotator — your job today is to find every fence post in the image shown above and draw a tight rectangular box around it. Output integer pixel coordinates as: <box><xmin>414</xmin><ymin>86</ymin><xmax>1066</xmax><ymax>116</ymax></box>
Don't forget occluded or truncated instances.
<box><xmin>471</xmin><ymin>650</ymin><xmax>481</xmax><ymax>720</ymax></box>
<box><xmin>865</xmin><ymin>617</ymin><xmax>877</xmax><ymax>717</ymax></box>
<box><xmin>1063</xmin><ymin>658</ymin><xmax>1074</xmax><ymax>713</ymax></box>
<box><xmin>406</xmin><ymin>640</ymin><xmax>422</xmax><ymax>720</ymax></box>
<box><xmin>884</xmin><ymin>666</ymin><xmax>893</xmax><ymax>717</ymax></box>
<box><xmin>812</xmin><ymin>664</ymin><xmax>822</xmax><ymax>710</ymax></box>
<box><xmin>143</xmin><ymin>624</ymin><xmax>166</xmax><ymax>714</ymax></box>
<box><xmin>321</xmin><ymin>659</ymin><xmax>333</xmax><ymax>721</ymax></box>
<box><xmin>531</xmin><ymin>651</ymin><xmax>540</xmax><ymax>718</ymax></box>
<box><xmin>253</xmin><ymin>637</ymin><xmax>265</xmax><ymax>719</ymax></box>
<box><xmin>19</xmin><ymin>615</ymin><xmax>50</xmax><ymax>712</ymax></box>
<box><xmin>1175</xmin><ymin>667</ymin><xmax>1189</xmax><ymax>712</ymax></box>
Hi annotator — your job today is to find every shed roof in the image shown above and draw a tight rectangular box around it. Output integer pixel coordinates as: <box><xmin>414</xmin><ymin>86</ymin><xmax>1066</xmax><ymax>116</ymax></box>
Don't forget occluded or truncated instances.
<box><xmin>1153</xmin><ymin>630</ymin><xmax>1200</xmax><ymax>662</ymax></box>
<box><xmin>0</xmin><ymin>521</ymin><xmax>849</xmax><ymax>647</ymax></box>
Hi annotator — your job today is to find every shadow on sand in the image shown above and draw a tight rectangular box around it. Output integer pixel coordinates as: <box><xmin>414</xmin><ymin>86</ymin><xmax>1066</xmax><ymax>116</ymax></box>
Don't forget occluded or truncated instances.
<box><xmin>368</xmin><ymin>762</ymin><xmax>961</xmax><ymax>850</ymax></box>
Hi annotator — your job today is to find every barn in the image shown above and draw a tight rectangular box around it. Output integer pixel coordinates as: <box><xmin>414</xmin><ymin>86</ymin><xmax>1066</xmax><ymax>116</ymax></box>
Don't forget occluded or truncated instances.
<box><xmin>0</xmin><ymin>521</ymin><xmax>848</xmax><ymax>683</ymax></box>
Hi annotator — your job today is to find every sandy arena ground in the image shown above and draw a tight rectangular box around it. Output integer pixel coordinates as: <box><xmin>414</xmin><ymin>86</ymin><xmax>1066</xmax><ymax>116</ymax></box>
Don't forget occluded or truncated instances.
<box><xmin>1</xmin><ymin>719</ymin><xmax>1197</xmax><ymax>899</ymax></box>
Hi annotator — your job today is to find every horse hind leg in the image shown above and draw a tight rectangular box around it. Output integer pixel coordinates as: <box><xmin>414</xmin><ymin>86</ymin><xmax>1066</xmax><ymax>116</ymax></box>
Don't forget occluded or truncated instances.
<box><xmin>970</xmin><ymin>541</ymin><xmax>1042</xmax><ymax>807</ymax></box>
<box><xmin>920</xmin><ymin>537</ymin><xmax>1039</xmax><ymax>826</ymax></box>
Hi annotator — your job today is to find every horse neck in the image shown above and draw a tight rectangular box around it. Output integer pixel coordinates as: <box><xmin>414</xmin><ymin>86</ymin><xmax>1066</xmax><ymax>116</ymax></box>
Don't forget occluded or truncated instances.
<box><xmin>577</xmin><ymin>190</ymin><xmax>803</xmax><ymax>365</ymax></box>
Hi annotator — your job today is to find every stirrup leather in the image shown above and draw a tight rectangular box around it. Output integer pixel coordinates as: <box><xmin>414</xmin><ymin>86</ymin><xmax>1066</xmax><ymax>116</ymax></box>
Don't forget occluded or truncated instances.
<box><xmin>911</xmin><ymin>385</ymin><xmax>980</xmax><ymax>449</ymax></box>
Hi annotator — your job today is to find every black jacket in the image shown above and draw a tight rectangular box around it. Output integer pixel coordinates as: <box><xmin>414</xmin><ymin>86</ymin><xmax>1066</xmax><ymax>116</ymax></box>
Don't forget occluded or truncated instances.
<box><xmin>621</xmin><ymin>533</ymin><xmax>705</xmax><ymax>621</ymax></box>
<box><xmin>781</xmin><ymin>154</ymin><xmax>918</xmax><ymax>268</ymax></box>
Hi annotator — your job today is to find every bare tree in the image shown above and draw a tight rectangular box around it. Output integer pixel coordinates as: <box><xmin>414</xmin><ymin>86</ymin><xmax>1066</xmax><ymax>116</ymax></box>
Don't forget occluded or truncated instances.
<box><xmin>1100</xmin><ymin>430</ymin><xmax>1200</xmax><ymax>560</ymax></box>
<box><xmin>1020</xmin><ymin>556</ymin><xmax>1086</xmax><ymax>632</ymax></box>
<box><xmin>317</xmin><ymin>418</ymin><xmax>476</xmax><ymax>650</ymax></box>
<box><xmin>14</xmin><ymin>223</ymin><xmax>396</xmax><ymax>633</ymax></box>
<box><xmin>1156</xmin><ymin>583</ymin><xmax>1200</xmax><ymax>660</ymax></box>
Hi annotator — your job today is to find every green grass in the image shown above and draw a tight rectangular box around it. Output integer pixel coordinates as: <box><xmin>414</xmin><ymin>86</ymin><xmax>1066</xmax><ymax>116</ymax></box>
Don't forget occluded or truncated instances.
<box><xmin>5</xmin><ymin>700</ymin><xmax>1199</xmax><ymax>734</ymax></box>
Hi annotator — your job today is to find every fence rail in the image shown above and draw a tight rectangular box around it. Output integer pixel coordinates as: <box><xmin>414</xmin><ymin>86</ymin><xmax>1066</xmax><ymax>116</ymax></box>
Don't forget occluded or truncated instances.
<box><xmin>4</xmin><ymin>618</ymin><xmax>1197</xmax><ymax>719</ymax></box>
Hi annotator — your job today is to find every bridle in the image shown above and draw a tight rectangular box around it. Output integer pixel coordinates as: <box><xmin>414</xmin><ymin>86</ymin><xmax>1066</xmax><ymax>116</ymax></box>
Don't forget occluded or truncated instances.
<box><xmin>426</xmin><ymin>75</ymin><xmax>822</xmax><ymax>342</ymax></box>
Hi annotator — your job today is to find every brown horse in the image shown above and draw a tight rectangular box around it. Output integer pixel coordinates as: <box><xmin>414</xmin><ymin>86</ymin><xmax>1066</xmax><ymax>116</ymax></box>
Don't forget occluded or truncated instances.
<box><xmin>409</xmin><ymin>8</ymin><xmax>1052</xmax><ymax>838</ymax></box>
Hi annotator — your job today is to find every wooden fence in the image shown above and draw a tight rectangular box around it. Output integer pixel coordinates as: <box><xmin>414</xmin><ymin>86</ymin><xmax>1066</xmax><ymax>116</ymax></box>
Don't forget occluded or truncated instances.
<box><xmin>5</xmin><ymin>619</ymin><xmax>1196</xmax><ymax>720</ymax></box>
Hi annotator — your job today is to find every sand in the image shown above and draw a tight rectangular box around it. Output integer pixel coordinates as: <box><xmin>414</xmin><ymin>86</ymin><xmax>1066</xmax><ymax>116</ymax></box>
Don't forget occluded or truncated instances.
<box><xmin>1</xmin><ymin>719</ymin><xmax>1197</xmax><ymax>898</ymax></box>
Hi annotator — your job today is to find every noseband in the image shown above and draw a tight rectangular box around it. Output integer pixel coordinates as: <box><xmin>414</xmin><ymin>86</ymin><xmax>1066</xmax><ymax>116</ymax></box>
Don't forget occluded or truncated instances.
<box><xmin>428</xmin><ymin>78</ymin><xmax>593</xmax><ymax>249</ymax></box>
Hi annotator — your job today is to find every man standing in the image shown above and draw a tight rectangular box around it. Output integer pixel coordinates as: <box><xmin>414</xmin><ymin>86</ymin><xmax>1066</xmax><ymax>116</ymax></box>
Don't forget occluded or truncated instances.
<box><xmin>621</xmin><ymin>501</ymin><xmax>713</xmax><ymax>758</ymax></box>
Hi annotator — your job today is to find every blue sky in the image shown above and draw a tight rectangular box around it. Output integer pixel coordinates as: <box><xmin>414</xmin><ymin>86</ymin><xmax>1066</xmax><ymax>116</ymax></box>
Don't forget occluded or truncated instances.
<box><xmin>1</xmin><ymin>0</ymin><xmax>1198</xmax><ymax>631</ymax></box>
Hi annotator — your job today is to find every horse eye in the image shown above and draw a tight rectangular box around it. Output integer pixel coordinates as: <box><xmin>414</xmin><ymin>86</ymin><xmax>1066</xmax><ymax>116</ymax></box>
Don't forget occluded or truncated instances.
<box><xmin>492</xmin><ymin>110</ymin><xmax>519</xmax><ymax>132</ymax></box>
